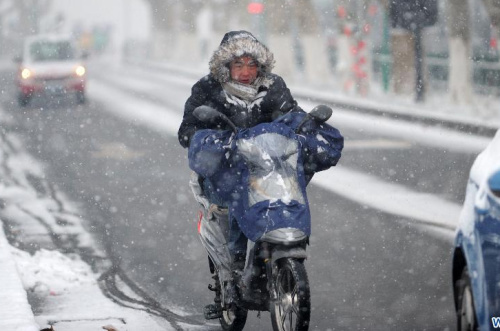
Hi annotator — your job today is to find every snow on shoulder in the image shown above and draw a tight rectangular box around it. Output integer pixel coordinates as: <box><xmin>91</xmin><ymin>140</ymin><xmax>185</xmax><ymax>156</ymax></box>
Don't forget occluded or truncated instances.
<box><xmin>0</xmin><ymin>225</ymin><xmax>39</xmax><ymax>331</ymax></box>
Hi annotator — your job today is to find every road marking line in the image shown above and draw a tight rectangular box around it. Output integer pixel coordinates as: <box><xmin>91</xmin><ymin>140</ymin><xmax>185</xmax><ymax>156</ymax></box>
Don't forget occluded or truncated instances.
<box><xmin>91</xmin><ymin>142</ymin><xmax>144</xmax><ymax>160</ymax></box>
<box><xmin>88</xmin><ymin>80</ymin><xmax>182</xmax><ymax>135</ymax></box>
<box><xmin>312</xmin><ymin>165</ymin><xmax>460</xmax><ymax>230</ymax></box>
<box><xmin>346</xmin><ymin>139</ymin><xmax>412</xmax><ymax>149</ymax></box>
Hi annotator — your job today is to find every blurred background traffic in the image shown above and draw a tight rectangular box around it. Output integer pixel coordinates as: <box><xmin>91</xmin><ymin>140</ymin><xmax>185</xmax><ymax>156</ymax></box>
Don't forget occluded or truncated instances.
<box><xmin>2</xmin><ymin>0</ymin><xmax>500</xmax><ymax>113</ymax></box>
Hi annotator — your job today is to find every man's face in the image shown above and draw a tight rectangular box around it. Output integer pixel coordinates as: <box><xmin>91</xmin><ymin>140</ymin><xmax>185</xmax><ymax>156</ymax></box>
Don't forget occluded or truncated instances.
<box><xmin>230</xmin><ymin>56</ymin><xmax>258</xmax><ymax>85</ymax></box>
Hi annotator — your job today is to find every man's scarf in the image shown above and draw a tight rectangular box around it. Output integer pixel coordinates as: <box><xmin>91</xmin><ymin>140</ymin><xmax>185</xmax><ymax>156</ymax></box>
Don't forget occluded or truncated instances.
<box><xmin>222</xmin><ymin>76</ymin><xmax>267</xmax><ymax>102</ymax></box>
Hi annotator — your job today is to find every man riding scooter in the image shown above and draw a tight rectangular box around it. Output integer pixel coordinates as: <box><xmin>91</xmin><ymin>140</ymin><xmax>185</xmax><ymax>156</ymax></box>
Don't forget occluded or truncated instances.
<box><xmin>178</xmin><ymin>32</ymin><xmax>343</xmax><ymax>327</ymax></box>
<box><xmin>178</xmin><ymin>30</ymin><xmax>306</xmax><ymax>272</ymax></box>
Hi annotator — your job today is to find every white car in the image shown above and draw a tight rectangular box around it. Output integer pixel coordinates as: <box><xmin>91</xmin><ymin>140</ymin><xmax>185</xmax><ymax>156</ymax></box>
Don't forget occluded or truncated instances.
<box><xmin>14</xmin><ymin>35</ymin><xmax>87</xmax><ymax>106</ymax></box>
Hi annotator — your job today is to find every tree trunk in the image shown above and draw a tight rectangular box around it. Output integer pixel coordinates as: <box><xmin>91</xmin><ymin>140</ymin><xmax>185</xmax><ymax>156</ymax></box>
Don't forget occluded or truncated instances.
<box><xmin>447</xmin><ymin>0</ymin><xmax>473</xmax><ymax>105</ymax></box>
<box><xmin>265</xmin><ymin>1</ymin><xmax>296</xmax><ymax>80</ymax></box>
<box><xmin>294</xmin><ymin>0</ymin><xmax>331</xmax><ymax>85</ymax></box>
<box><xmin>391</xmin><ymin>29</ymin><xmax>415</xmax><ymax>95</ymax></box>
<box><xmin>145</xmin><ymin>0</ymin><xmax>175</xmax><ymax>59</ymax></box>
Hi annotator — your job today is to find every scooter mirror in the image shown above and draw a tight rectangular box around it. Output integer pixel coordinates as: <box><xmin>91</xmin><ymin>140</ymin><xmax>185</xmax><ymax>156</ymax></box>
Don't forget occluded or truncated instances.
<box><xmin>309</xmin><ymin>105</ymin><xmax>333</xmax><ymax>123</ymax></box>
<box><xmin>193</xmin><ymin>105</ymin><xmax>238</xmax><ymax>132</ymax></box>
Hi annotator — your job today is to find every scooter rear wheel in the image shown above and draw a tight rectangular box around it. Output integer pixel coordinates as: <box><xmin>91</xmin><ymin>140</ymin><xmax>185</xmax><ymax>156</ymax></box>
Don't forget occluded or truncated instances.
<box><xmin>220</xmin><ymin>303</ymin><xmax>247</xmax><ymax>331</ymax></box>
<box><xmin>271</xmin><ymin>258</ymin><xmax>310</xmax><ymax>331</ymax></box>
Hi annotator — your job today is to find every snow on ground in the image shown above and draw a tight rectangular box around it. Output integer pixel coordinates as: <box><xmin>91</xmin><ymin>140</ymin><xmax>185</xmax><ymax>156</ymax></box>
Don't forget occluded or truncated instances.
<box><xmin>0</xmin><ymin>225</ymin><xmax>39</xmax><ymax>331</ymax></box>
<box><xmin>12</xmin><ymin>246</ymin><xmax>170</xmax><ymax>330</ymax></box>
<box><xmin>0</xmin><ymin>105</ymin><xmax>173</xmax><ymax>330</ymax></box>
<box><xmin>89</xmin><ymin>79</ymin><xmax>181</xmax><ymax>134</ymax></box>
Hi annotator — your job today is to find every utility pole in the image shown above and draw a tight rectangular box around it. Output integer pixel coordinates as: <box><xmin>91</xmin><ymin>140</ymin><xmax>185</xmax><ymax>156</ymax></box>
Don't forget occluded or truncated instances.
<box><xmin>0</xmin><ymin>8</ymin><xmax>4</xmax><ymax>55</ymax></box>
<box><xmin>414</xmin><ymin>26</ymin><xmax>424</xmax><ymax>102</ymax></box>
<box><xmin>381</xmin><ymin>6</ymin><xmax>390</xmax><ymax>92</ymax></box>
<box><xmin>30</xmin><ymin>0</ymin><xmax>39</xmax><ymax>34</ymax></box>
<box><xmin>287</xmin><ymin>0</ymin><xmax>304</xmax><ymax>76</ymax></box>
<box><xmin>446</xmin><ymin>0</ymin><xmax>472</xmax><ymax>105</ymax></box>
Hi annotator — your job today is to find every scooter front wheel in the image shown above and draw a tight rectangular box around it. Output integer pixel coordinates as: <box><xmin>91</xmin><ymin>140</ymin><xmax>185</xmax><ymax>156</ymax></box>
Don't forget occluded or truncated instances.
<box><xmin>220</xmin><ymin>303</ymin><xmax>248</xmax><ymax>331</ymax></box>
<box><xmin>271</xmin><ymin>258</ymin><xmax>311</xmax><ymax>331</ymax></box>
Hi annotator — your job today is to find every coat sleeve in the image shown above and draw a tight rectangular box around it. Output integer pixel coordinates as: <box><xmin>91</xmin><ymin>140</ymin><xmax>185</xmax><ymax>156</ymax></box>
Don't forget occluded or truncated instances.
<box><xmin>178</xmin><ymin>79</ymin><xmax>210</xmax><ymax>148</ymax></box>
<box><xmin>266</xmin><ymin>75</ymin><xmax>305</xmax><ymax>120</ymax></box>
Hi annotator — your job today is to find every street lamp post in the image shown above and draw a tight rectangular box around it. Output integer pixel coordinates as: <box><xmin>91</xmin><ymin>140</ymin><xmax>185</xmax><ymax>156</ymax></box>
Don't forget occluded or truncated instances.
<box><xmin>414</xmin><ymin>26</ymin><xmax>424</xmax><ymax>102</ymax></box>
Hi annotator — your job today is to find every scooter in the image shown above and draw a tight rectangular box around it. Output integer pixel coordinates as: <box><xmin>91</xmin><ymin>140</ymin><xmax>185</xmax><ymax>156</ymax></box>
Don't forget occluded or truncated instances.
<box><xmin>189</xmin><ymin>105</ymin><xmax>337</xmax><ymax>331</ymax></box>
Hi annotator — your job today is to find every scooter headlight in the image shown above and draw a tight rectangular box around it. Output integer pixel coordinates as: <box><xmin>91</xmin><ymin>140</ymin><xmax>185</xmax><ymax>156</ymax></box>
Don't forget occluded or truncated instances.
<box><xmin>260</xmin><ymin>228</ymin><xmax>307</xmax><ymax>244</ymax></box>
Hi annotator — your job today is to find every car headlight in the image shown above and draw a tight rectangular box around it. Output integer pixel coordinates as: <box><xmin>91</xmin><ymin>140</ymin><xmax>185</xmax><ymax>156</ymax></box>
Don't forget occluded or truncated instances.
<box><xmin>21</xmin><ymin>68</ymin><xmax>32</xmax><ymax>79</ymax></box>
<box><xmin>75</xmin><ymin>65</ymin><xmax>86</xmax><ymax>77</ymax></box>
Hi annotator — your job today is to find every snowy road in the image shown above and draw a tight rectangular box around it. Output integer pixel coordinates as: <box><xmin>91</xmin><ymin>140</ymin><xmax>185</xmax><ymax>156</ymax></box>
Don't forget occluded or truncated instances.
<box><xmin>0</xmin><ymin>60</ymin><xmax>488</xmax><ymax>329</ymax></box>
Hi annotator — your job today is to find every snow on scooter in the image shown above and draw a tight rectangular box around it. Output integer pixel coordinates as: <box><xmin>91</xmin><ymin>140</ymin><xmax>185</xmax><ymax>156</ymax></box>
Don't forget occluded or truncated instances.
<box><xmin>188</xmin><ymin>105</ymin><xmax>343</xmax><ymax>331</ymax></box>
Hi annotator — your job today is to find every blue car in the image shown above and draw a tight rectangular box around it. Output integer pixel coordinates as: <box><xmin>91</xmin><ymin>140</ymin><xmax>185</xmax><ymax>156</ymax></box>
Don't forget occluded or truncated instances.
<box><xmin>453</xmin><ymin>129</ymin><xmax>500</xmax><ymax>331</ymax></box>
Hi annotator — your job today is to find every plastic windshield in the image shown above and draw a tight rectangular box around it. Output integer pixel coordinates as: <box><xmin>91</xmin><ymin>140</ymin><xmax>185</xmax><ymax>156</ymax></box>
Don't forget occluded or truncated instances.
<box><xmin>237</xmin><ymin>133</ymin><xmax>304</xmax><ymax>206</ymax></box>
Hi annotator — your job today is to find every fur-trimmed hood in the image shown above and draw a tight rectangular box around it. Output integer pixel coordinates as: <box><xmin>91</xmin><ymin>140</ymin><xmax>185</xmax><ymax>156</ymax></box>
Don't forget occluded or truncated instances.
<box><xmin>209</xmin><ymin>30</ymin><xmax>275</xmax><ymax>83</ymax></box>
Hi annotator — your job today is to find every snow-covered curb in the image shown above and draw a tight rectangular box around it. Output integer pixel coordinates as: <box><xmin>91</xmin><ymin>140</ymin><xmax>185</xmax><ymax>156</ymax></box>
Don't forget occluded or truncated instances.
<box><xmin>0</xmin><ymin>225</ymin><xmax>39</xmax><ymax>331</ymax></box>
<box><xmin>9</xmin><ymin>245</ymin><xmax>171</xmax><ymax>330</ymax></box>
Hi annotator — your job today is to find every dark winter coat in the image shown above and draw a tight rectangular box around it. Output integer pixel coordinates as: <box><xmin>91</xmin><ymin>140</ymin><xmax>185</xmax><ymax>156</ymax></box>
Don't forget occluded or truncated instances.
<box><xmin>177</xmin><ymin>30</ymin><xmax>304</xmax><ymax>148</ymax></box>
<box><xmin>178</xmin><ymin>74</ymin><xmax>304</xmax><ymax>148</ymax></box>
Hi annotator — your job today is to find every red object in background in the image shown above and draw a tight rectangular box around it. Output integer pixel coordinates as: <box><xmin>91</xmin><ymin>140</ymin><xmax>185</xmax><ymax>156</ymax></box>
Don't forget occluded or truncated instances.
<box><xmin>343</xmin><ymin>26</ymin><xmax>352</xmax><ymax>37</ymax></box>
<box><xmin>337</xmin><ymin>5</ymin><xmax>346</xmax><ymax>18</ymax></box>
<box><xmin>248</xmin><ymin>2</ymin><xmax>264</xmax><ymax>14</ymax></box>
<box><xmin>368</xmin><ymin>4</ymin><xmax>378</xmax><ymax>16</ymax></box>
<box><xmin>490</xmin><ymin>38</ymin><xmax>498</xmax><ymax>50</ymax></box>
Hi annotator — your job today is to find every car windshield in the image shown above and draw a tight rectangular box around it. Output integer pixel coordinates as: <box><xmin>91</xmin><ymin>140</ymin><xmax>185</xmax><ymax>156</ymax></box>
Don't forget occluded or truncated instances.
<box><xmin>29</xmin><ymin>41</ymin><xmax>75</xmax><ymax>62</ymax></box>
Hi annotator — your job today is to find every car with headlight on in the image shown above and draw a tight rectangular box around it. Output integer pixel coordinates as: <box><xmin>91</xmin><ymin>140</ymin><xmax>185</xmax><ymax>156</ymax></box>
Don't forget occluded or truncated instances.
<box><xmin>452</xmin><ymin>129</ymin><xmax>500</xmax><ymax>331</ymax></box>
<box><xmin>14</xmin><ymin>35</ymin><xmax>87</xmax><ymax>106</ymax></box>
